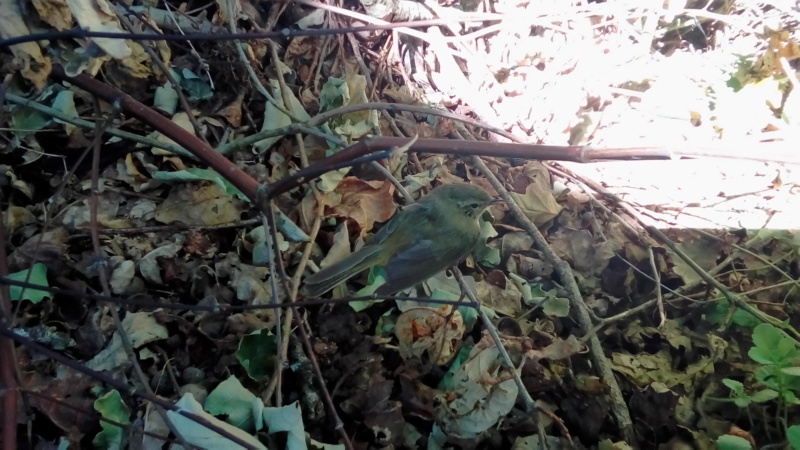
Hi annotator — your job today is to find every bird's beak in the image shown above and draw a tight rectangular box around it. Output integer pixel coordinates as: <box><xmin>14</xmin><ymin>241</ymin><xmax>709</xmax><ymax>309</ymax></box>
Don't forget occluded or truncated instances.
<box><xmin>488</xmin><ymin>198</ymin><xmax>505</xmax><ymax>205</ymax></box>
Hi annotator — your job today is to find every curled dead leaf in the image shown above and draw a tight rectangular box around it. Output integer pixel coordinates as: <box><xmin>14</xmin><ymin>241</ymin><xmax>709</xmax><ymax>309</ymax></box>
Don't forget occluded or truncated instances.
<box><xmin>395</xmin><ymin>305</ymin><xmax>465</xmax><ymax>365</ymax></box>
<box><xmin>434</xmin><ymin>341</ymin><xmax>518</xmax><ymax>439</ymax></box>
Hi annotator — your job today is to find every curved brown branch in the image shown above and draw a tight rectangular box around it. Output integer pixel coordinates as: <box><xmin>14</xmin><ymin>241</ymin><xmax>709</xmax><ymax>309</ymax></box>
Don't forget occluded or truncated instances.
<box><xmin>49</xmin><ymin>65</ymin><xmax>262</xmax><ymax>203</ymax></box>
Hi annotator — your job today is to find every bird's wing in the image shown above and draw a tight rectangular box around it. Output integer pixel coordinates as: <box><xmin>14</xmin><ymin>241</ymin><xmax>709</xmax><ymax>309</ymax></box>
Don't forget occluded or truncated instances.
<box><xmin>369</xmin><ymin>202</ymin><xmax>431</xmax><ymax>245</ymax></box>
<box><xmin>376</xmin><ymin>238</ymin><xmax>473</xmax><ymax>295</ymax></box>
<box><xmin>304</xmin><ymin>204</ymin><xmax>433</xmax><ymax>297</ymax></box>
<box><xmin>303</xmin><ymin>245</ymin><xmax>383</xmax><ymax>297</ymax></box>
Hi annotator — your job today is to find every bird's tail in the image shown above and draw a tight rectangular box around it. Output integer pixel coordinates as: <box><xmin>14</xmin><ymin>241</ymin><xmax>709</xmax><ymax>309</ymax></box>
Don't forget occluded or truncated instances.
<box><xmin>303</xmin><ymin>245</ymin><xmax>383</xmax><ymax>297</ymax></box>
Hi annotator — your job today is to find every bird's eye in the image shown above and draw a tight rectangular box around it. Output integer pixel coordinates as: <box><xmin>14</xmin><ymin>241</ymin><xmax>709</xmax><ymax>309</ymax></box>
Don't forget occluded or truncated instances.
<box><xmin>468</xmin><ymin>202</ymin><xmax>480</xmax><ymax>210</ymax></box>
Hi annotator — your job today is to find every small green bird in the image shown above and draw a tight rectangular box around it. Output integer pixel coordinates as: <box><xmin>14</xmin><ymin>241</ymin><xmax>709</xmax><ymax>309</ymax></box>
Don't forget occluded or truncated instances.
<box><xmin>304</xmin><ymin>183</ymin><xmax>499</xmax><ymax>297</ymax></box>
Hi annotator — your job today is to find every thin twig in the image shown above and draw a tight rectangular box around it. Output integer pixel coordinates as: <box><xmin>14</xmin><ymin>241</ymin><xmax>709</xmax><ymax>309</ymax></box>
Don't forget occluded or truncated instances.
<box><xmin>453</xmin><ymin>270</ymin><xmax>537</xmax><ymax>412</ymax></box>
<box><xmin>162</xmin><ymin>1</ymin><xmax>214</xmax><ymax>89</ymax></box>
<box><xmin>4</xmin><ymin>93</ymin><xmax>192</xmax><ymax>157</ymax></box>
<box><xmin>86</xmin><ymin>99</ymin><xmax>195</xmax><ymax>449</ymax></box>
<box><xmin>225</xmin><ymin>2</ymin><xmax>301</xmax><ymax>123</ymax></box>
<box><xmin>471</xmin><ymin>156</ymin><xmax>637</xmax><ymax>444</ymax></box>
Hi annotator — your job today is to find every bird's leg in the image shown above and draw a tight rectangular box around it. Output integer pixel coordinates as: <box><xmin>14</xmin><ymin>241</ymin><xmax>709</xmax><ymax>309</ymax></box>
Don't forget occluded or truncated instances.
<box><xmin>431</xmin><ymin>268</ymin><xmax>470</xmax><ymax>367</ymax></box>
<box><xmin>431</xmin><ymin>304</ymin><xmax>464</xmax><ymax>369</ymax></box>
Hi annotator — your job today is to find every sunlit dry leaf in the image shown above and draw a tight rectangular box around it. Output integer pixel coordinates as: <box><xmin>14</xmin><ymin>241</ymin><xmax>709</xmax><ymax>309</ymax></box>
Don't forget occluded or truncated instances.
<box><xmin>319</xmin><ymin>73</ymin><xmax>378</xmax><ymax>142</ymax></box>
<box><xmin>509</xmin><ymin>182</ymin><xmax>562</xmax><ymax>226</ymax></box>
<box><xmin>254</xmin><ymin>79</ymin><xmax>311</xmax><ymax>153</ymax></box>
<box><xmin>295</xmin><ymin>8</ymin><xmax>325</xmax><ymax>29</ymax></box>
<box><xmin>285</xmin><ymin>36</ymin><xmax>316</xmax><ymax>70</ymax></box>
<box><xmin>382</xmin><ymin>84</ymin><xmax>425</xmax><ymax>105</ymax></box>
<box><xmin>507</xmin><ymin>162</ymin><xmax>562</xmax><ymax>226</ymax></box>
<box><xmin>317</xmin><ymin>168</ymin><xmax>349</xmax><ymax>192</ymax></box>
<box><xmin>342</xmin><ymin>72</ymin><xmax>371</xmax><ymax>122</ymax></box>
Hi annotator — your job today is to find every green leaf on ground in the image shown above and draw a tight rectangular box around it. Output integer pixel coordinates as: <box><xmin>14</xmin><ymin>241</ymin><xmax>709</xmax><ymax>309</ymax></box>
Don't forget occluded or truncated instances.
<box><xmin>9</xmin><ymin>263</ymin><xmax>50</xmax><ymax>303</ymax></box>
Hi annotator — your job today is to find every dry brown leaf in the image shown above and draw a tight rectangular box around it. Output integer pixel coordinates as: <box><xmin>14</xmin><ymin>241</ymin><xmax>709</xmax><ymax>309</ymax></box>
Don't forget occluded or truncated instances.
<box><xmin>474</xmin><ymin>272</ymin><xmax>522</xmax><ymax>317</ymax></box>
<box><xmin>318</xmin><ymin>177</ymin><xmax>396</xmax><ymax>234</ymax></box>
<box><xmin>152</xmin><ymin>112</ymin><xmax>198</xmax><ymax>155</ymax></box>
<box><xmin>119</xmin><ymin>41</ymin><xmax>154</xmax><ymax>78</ymax></box>
<box><xmin>434</xmin><ymin>338</ymin><xmax>518</xmax><ymax>439</ymax></box>
<box><xmin>4</xmin><ymin>205</ymin><xmax>36</xmax><ymax>233</ymax></box>
<box><xmin>155</xmin><ymin>182</ymin><xmax>244</xmax><ymax>226</ymax></box>
<box><xmin>32</xmin><ymin>0</ymin><xmax>73</xmax><ymax>30</ymax></box>
<box><xmin>508</xmin><ymin>182</ymin><xmax>563</xmax><ymax>226</ymax></box>
<box><xmin>533</xmin><ymin>335</ymin><xmax>582</xmax><ymax>361</ymax></box>
<box><xmin>507</xmin><ymin>161</ymin><xmax>563</xmax><ymax>226</ymax></box>
<box><xmin>285</xmin><ymin>36</ymin><xmax>317</xmax><ymax>70</ymax></box>
<box><xmin>212</xmin><ymin>0</ymin><xmax>238</xmax><ymax>24</ymax></box>
<box><xmin>0</xmin><ymin>0</ymin><xmax>52</xmax><ymax>90</ymax></box>
<box><xmin>8</xmin><ymin>228</ymin><xmax>69</xmax><ymax>273</ymax></box>
<box><xmin>395</xmin><ymin>305</ymin><xmax>465</xmax><ymax>365</ymax></box>
<box><xmin>24</xmin><ymin>369</ymin><xmax>95</xmax><ymax>446</ymax></box>
<box><xmin>66</xmin><ymin>0</ymin><xmax>132</xmax><ymax>59</ymax></box>
<box><xmin>216</xmin><ymin>93</ymin><xmax>244</xmax><ymax>127</ymax></box>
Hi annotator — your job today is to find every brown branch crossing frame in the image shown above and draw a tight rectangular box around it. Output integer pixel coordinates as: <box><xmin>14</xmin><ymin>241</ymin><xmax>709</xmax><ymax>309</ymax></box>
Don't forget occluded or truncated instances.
<box><xmin>50</xmin><ymin>64</ymin><xmax>800</xmax><ymax>212</ymax></box>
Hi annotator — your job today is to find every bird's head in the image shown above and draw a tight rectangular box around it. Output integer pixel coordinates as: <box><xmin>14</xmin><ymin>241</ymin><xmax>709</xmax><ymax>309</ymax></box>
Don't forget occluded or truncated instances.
<box><xmin>425</xmin><ymin>183</ymin><xmax>502</xmax><ymax>219</ymax></box>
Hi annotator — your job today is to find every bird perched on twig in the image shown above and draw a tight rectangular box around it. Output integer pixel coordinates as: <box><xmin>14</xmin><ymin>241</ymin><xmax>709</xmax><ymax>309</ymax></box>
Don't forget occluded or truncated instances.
<box><xmin>303</xmin><ymin>183</ymin><xmax>500</xmax><ymax>297</ymax></box>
